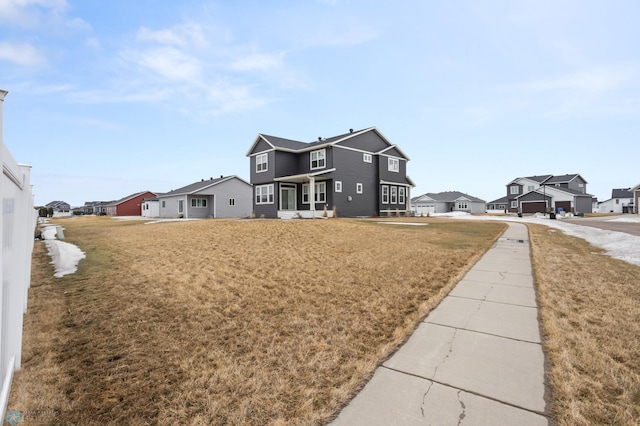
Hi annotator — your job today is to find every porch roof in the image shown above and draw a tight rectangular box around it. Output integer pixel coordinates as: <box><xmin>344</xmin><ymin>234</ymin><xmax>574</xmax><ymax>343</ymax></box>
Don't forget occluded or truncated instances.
<box><xmin>273</xmin><ymin>168</ymin><xmax>336</xmax><ymax>183</ymax></box>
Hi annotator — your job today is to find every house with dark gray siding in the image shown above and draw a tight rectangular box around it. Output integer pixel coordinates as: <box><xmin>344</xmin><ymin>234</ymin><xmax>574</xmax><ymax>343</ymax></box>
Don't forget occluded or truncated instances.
<box><xmin>246</xmin><ymin>127</ymin><xmax>414</xmax><ymax>218</ymax></box>
<box><xmin>506</xmin><ymin>174</ymin><xmax>592</xmax><ymax>214</ymax></box>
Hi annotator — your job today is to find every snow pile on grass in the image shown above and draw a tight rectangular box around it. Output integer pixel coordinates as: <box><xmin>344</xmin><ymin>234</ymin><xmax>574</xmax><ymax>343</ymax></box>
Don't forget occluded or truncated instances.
<box><xmin>41</xmin><ymin>225</ymin><xmax>86</xmax><ymax>278</ymax></box>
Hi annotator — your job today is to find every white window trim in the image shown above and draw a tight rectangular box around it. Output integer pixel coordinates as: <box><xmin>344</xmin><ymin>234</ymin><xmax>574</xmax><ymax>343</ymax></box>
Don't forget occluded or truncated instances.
<box><xmin>310</xmin><ymin>149</ymin><xmax>326</xmax><ymax>170</ymax></box>
<box><xmin>390</xmin><ymin>186</ymin><xmax>397</xmax><ymax>204</ymax></box>
<box><xmin>382</xmin><ymin>185</ymin><xmax>389</xmax><ymax>204</ymax></box>
<box><xmin>510</xmin><ymin>185</ymin><xmax>519</xmax><ymax>194</ymax></box>
<box><xmin>388</xmin><ymin>157</ymin><xmax>399</xmax><ymax>172</ymax></box>
<box><xmin>256</xmin><ymin>153</ymin><xmax>268</xmax><ymax>173</ymax></box>
<box><xmin>363</xmin><ymin>153</ymin><xmax>372</xmax><ymax>163</ymax></box>
<box><xmin>255</xmin><ymin>184</ymin><xmax>274</xmax><ymax>205</ymax></box>
<box><xmin>335</xmin><ymin>181</ymin><xmax>342</xmax><ymax>193</ymax></box>
<box><xmin>511</xmin><ymin>200</ymin><xmax>518</xmax><ymax>208</ymax></box>
<box><xmin>191</xmin><ymin>198</ymin><xmax>207</xmax><ymax>208</ymax></box>
<box><xmin>302</xmin><ymin>182</ymin><xmax>326</xmax><ymax>204</ymax></box>
<box><xmin>356</xmin><ymin>183</ymin><xmax>363</xmax><ymax>194</ymax></box>
<box><xmin>399</xmin><ymin>187</ymin><xmax>405</xmax><ymax>204</ymax></box>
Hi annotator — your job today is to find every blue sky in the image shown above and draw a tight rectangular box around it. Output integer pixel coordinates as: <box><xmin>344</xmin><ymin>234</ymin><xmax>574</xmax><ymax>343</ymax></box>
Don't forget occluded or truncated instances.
<box><xmin>2</xmin><ymin>0</ymin><xmax>639</xmax><ymax>207</ymax></box>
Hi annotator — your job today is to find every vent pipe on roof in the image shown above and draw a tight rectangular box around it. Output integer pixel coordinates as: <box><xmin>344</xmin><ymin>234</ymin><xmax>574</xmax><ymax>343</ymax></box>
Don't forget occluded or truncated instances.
<box><xmin>350</xmin><ymin>128</ymin><xmax>353</xmax><ymax>133</ymax></box>
<box><xmin>220</xmin><ymin>175</ymin><xmax>223</xmax><ymax>178</ymax></box>
<box><xmin>318</xmin><ymin>137</ymin><xmax>321</xmax><ymax>141</ymax></box>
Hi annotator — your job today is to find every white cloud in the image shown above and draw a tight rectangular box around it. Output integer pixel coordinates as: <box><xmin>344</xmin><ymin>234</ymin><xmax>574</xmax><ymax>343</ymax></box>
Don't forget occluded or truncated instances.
<box><xmin>125</xmin><ymin>46</ymin><xmax>203</xmax><ymax>82</ymax></box>
<box><xmin>230</xmin><ymin>52</ymin><xmax>285</xmax><ymax>72</ymax></box>
<box><xmin>0</xmin><ymin>41</ymin><xmax>47</xmax><ymax>66</ymax></box>
<box><xmin>136</xmin><ymin>23</ymin><xmax>207</xmax><ymax>48</ymax></box>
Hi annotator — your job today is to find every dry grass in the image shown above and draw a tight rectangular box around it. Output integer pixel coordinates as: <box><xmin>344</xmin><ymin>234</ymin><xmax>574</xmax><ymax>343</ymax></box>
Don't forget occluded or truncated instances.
<box><xmin>9</xmin><ymin>217</ymin><xmax>504</xmax><ymax>425</ymax></box>
<box><xmin>529</xmin><ymin>224</ymin><xmax>640</xmax><ymax>425</ymax></box>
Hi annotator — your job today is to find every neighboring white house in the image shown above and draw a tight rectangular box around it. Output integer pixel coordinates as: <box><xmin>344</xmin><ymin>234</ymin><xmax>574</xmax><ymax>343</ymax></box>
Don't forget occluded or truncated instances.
<box><xmin>630</xmin><ymin>183</ymin><xmax>640</xmax><ymax>214</ymax></box>
<box><xmin>141</xmin><ymin>196</ymin><xmax>160</xmax><ymax>217</ymax></box>
<box><xmin>598</xmin><ymin>188</ymin><xmax>634</xmax><ymax>213</ymax></box>
<box><xmin>157</xmin><ymin>175</ymin><xmax>253</xmax><ymax>219</ymax></box>
<box><xmin>411</xmin><ymin>191</ymin><xmax>486</xmax><ymax>215</ymax></box>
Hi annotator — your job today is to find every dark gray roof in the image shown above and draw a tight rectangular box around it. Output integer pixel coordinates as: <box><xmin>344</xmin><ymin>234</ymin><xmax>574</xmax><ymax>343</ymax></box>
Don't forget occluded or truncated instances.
<box><xmin>160</xmin><ymin>176</ymin><xmax>249</xmax><ymax>197</ymax></box>
<box><xmin>417</xmin><ymin>191</ymin><xmax>486</xmax><ymax>203</ymax></box>
<box><xmin>488</xmin><ymin>196</ymin><xmax>508</xmax><ymax>204</ymax></box>
<box><xmin>544</xmin><ymin>174</ymin><xmax>583</xmax><ymax>184</ymax></box>
<box><xmin>612</xmin><ymin>188</ymin><xmax>632</xmax><ymax>198</ymax></box>
<box><xmin>523</xmin><ymin>175</ymin><xmax>553</xmax><ymax>183</ymax></box>
<box><xmin>261</xmin><ymin>128</ymin><xmax>370</xmax><ymax>150</ymax></box>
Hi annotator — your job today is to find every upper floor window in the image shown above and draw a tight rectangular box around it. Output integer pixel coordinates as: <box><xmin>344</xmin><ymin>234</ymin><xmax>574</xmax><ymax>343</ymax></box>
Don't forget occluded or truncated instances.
<box><xmin>457</xmin><ymin>201</ymin><xmax>468</xmax><ymax>209</ymax></box>
<box><xmin>527</xmin><ymin>185</ymin><xmax>534</xmax><ymax>191</ymax></box>
<box><xmin>363</xmin><ymin>153</ymin><xmax>372</xmax><ymax>163</ymax></box>
<box><xmin>388</xmin><ymin>157</ymin><xmax>399</xmax><ymax>172</ymax></box>
<box><xmin>310</xmin><ymin>149</ymin><xmax>326</xmax><ymax>169</ymax></box>
<box><xmin>255</xmin><ymin>184</ymin><xmax>274</xmax><ymax>204</ymax></box>
<box><xmin>256</xmin><ymin>153</ymin><xmax>268</xmax><ymax>173</ymax></box>
<box><xmin>510</xmin><ymin>185</ymin><xmax>519</xmax><ymax>195</ymax></box>
<box><xmin>191</xmin><ymin>198</ymin><xmax>207</xmax><ymax>208</ymax></box>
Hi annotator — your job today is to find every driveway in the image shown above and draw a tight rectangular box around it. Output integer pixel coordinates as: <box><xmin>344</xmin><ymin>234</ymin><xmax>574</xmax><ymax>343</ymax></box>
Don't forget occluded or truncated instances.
<box><xmin>561</xmin><ymin>215</ymin><xmax>640</xmax><ymax>237</ymax></box>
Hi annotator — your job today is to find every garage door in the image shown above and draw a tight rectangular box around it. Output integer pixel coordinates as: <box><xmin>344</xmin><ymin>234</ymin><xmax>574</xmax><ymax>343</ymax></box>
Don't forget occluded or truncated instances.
<box><xmin>555</xmin><ymin>201</ymin><xmax>571</xmax><ymax>213</ymax></box>
<box><xmin>522</xmin><ymin>201</ymin><xmax>546</xmax><ymax>214</ymax></box>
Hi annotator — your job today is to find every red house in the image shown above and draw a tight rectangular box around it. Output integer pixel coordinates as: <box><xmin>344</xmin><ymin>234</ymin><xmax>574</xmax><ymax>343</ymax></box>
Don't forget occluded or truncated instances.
<box><xmin>105</xmin><ymin>191</ymin><xmax>156</xmax><ymax>216</ymax></box>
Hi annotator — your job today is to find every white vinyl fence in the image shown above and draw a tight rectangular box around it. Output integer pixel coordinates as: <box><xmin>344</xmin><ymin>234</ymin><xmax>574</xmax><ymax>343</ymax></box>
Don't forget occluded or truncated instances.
<box><xmin>0</xmin><ymin>90</ymin><xmax>36</xmax><ymax>419</ymax></box>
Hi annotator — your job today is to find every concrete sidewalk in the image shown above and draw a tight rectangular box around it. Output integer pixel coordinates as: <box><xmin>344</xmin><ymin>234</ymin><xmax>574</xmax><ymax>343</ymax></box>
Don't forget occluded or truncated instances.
<box><xmin>331</xmin><ymin>223</ymin><xmax>549</xmax><ymax>425</ymax></box>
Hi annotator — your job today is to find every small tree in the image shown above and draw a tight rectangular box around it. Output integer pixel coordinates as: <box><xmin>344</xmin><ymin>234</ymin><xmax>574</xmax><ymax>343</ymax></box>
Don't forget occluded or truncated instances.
<box><xmin>323</xmin><ymin>205</ymin><xmax>328</xmax><ymax>218</ymax></box>
<box><xmin>47</xmin><ymin>207</ymin><xmax>54</xmax><ymax>217</ymax></box>
<box><xmin>332</xmin><ymin>206</ymin><xmax>337</xmax><ymax>218</ymax></box>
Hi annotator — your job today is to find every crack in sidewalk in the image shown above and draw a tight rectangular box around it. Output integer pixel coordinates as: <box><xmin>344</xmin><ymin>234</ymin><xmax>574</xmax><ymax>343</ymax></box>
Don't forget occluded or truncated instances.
<box><xmin>457</xmin><ymin>390</ymin><xmax>467</xmax><ymax>425</ymax></box>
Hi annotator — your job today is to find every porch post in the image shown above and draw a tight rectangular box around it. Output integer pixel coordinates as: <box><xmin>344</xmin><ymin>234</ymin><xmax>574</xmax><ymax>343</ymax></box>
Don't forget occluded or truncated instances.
<box><xmin>407</xmin><ymin>186</ymin><xmax>411</xmax><ymax>215</ymax></box>
<box><xmin>308</xmin><ymin>176</ymin><xmax>316</xmax><ymax>216</ymax></box>
<box><xmin>184</xmin><ymin>196</ymin><xmax>189</xmax><ymax>219</ymax></box>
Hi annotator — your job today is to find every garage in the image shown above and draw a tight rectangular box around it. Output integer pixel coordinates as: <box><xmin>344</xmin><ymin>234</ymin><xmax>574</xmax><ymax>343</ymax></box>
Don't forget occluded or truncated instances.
<box><xmin>521</xmin><ymin>201</ymin><xmax>546</xmax><ymax>214</ymax></box>
<box><xmin>555</xmin><ymin>201</ymin><xmax>572</xmax><ymax>213</ymax></box>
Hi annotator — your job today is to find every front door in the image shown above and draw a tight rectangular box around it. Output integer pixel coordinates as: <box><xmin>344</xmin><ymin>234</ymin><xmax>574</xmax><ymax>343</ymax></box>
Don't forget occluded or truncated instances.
<box><xmin>280</xmin><ymin>184</ymin><xmax>296</xmax><ymax>210</ymax></box>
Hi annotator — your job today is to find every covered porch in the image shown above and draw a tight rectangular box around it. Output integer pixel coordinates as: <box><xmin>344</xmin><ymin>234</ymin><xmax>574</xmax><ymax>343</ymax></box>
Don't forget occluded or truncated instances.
<box><xmin>274</xmin><ymin>169</ymin><xmax>335</xmax><ymax>219</ymax></box>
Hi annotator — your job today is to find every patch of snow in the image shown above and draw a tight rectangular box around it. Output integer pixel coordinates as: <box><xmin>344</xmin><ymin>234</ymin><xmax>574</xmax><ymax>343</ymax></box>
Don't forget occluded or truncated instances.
<box><xmin>607</xmin><ymin>216</ymin><xmax>640</xmax><ymax>223</ymax></box>
<box><xmin>41</xmin><ymin>225</ymin><xmax>85</xmax><ymax>278</ymax></box>
<box><xmin>445</xmin><ymin>213</ymin><xmax>640</xmax><ymax>267</ymax></box>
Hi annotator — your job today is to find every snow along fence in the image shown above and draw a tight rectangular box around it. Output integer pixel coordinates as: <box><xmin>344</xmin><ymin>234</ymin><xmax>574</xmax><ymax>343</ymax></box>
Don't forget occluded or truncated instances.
<box><xmin>0</xmin><ymin>90</ymin><xmax>36</xmax><ymax>418</ymax></box>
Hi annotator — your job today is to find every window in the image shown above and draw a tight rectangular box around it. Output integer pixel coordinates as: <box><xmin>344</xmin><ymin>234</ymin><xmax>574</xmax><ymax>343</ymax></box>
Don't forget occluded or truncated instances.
<box><xmin>457</xmin><ymin>201</ymin><xmax>468</xmax><ymax>209</ymax></box>
<box><xmin>310</xmin><ymin>149</ymin><xmax>326</xmax><ymax>169</ymax></box>
<box><xmin>363</xmin><ymin>153</ymin><xmax>372</xmax><ymax>163</ymax></box>
<box><xmin>382</xmin><ymin>185</ymin><xmax>389</xmax><ymax>204</ymax></box>
<box><xmin>256</xmin><ymin>153</ymin><xmax>268</xmax><ymax>173</ymax></box>
<box><xmin>511</xmin><ymin>201</ymin><xmax>518</xmax><ymax>208</ymax></box>
<box><xmin>616</xmin><ymin>199</ymin><xmax>620</xmax><ymax>204</ymax></box>
<box><xmin>229</xmin><ymin>198</ymin><xmax>235</xmax><ymax>206</ymax></box>
<box><xmin>335</xmin><ymin>181</ymin><xmax>342</xmax><ymax>192</ymax></box>
<box><xmin>255</xmin><ymin>184</ymin><xmax>274</xmax><ymax>204</ymax></box>
<box><xmin>399</xmin><ymin>187</ymin><xmax>405</xmax><ymax>204</ymax></box>
<box><xmin>388</xmin><ymin>157</ymin><xmax>399</xmax><ymax>172</ymax></box>
<box><xmin>510</xmin><ymin>186</ymin><xmax>519</xmax><ymax>195</ymax></box>
<box><xmin>191</xmin><ymin>198</ymin><xmax>207</xmax><ymax>208</ymax></box>
<box><xmin>162</xmin><ymin>201</ymin><xmax>166</xmax><ymax>208</ymax></box>
<box><xmin>390</xmin><ymin>187</ymin><xmax>397</xmax><ymax>204</ymax></box>
<box><xmin>302</xmin><ymin>182</ymin><xmax>326</xmax><ymax>203</ymax></box>
<box><xmin>178</xmin><ymin>200</ymin><xmax>184</xmax><ymax>213</ymax></box>
<box><xmin>527</xmin><ymin>185</ymin><xmax>534</xmax><ymax>192</ymax></box>
<box><xmin>356</xmin><ymin>183</ymin><xmax>363</xmax><ymax>194</ymax></box>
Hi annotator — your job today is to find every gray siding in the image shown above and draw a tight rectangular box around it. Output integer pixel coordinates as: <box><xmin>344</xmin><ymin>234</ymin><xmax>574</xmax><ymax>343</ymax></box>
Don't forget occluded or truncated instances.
<box><xmin>338</xmin><ymin>131</ymin><xmax>388</xmax><ymax>152</ymax></box>
<box><xmin>159</xmin><ymin>178</ymin><xmax>252</xmax><ymax>219</ymax></box>
<box><xmin>250</xmin><ymin>150</ymin><xmax>275</xmax><ymax>184</ymax></box>
<box><xmin>574</xmin><ymin>196</ymin><xmax>592</xmax><ymax>214</ymax></box>
<box><xmin>249</xmin><ymin>139</ymin><xmax>272</xmax><ymax>155</ymax></box>
<box><xmin>378</xmin><ymin>154</ymin><xmax>407</xmax><ymax>183</ymax></box>
<box><xmin>330</xmin><ymin>148</ymin><xmax>378</xmax><ymax>216</ymax></box>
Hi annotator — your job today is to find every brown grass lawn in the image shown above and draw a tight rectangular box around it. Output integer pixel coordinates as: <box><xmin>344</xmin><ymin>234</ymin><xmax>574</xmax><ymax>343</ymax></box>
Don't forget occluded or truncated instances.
<box><xmin>8</xmin><ymin>217</ymin><xmax>505</xmax><ymax>425</ymax></box>
<box><xmin>529</xmin><ymin>224</ymin><xmax>640</xmax><ymax>425</ymax></box>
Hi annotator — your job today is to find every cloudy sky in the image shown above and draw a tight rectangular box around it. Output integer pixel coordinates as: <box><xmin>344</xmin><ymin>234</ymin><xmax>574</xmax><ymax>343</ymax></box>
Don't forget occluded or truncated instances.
<box><xmin>2</xmin><ymin>0</ymin><xmax>639</xmax><ymax>207</ymax></box>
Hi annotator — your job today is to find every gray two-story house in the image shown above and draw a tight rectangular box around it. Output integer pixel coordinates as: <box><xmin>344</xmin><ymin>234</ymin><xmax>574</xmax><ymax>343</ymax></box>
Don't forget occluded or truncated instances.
<box><xmin>506</xmin><ymin>173</ymin><xmax>592</xmax><ymax>214</ymax></box>
<box><xmin>246</xmin><ymin>127</ymin><xmax>414</xmax><ymax>218</ymax></box>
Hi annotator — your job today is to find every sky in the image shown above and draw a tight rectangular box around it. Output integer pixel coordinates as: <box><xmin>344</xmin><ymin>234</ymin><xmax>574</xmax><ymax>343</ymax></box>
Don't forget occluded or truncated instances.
<box><xmin>1</xmin><ymin>0</ymin><xmax>639</xmax><ymax>207</ymax></box>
